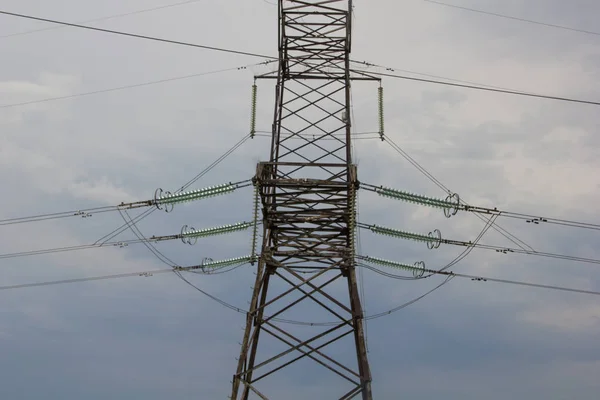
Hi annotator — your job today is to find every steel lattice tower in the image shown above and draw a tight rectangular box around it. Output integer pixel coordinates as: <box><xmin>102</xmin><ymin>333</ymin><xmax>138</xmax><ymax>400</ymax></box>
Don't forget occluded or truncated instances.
<box><xmin>232</xmin><ymin>1</ymin><xmax>376</xmax><ymax>398</ymax></box>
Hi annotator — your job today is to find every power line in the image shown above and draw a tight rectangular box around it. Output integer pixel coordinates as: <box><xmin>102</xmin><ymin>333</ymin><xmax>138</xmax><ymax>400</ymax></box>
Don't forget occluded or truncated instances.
<box><xmin>350</xmin><ymin>60</ymin><xmax>528</xmax><ymax>93</ymax></box>
<box><xmin>0</xmin><ymin>10</ymin><xmax>277</xmax><ymax>60</ymax></box>
<box><xmin>158</xmin><ymin>267</ymin><xmax>447</xmax><ymax>325</ymax></box>
<box><xmin>144</xmin><ymin>257</ymin><xmax>600</xmax><ymax>326</ymax></box>
<box><xmin>454</xmin><ymin>272</ymin><xmax>600</xmax><ymax>296</ymax></box>
<box><xmin>0</xmin><ymin>260</ymin><xmax>387</xmax><ymax>327</ymax></box>
<box><xmin>435</xmin><ymin>214</ymin><xmax>499</xmax><ymax>274</ymax></box>
<box><xmin>0</xmin><ymin>237</ymin><xmax>165</xmax><ymax>260</ymax></box>
<box><xmin>364</xmin><ymin>277</ymin><xmax>453</xmax><ymax>320</ymax></box>
<box><xmin>466</xmin><ymin>242</ymin><xmax>600</xmax><ymax>266</ymax></box>
<box><xmin>455</xmin><ymin>202</ymin><xmax>600</xmax><ymax>232</ymax></box>
<box><xmin>5</xmin><ymin>258</ymin><xmax>597</xmax><ymax>340</ymax></box>
<box><xmin>357</xmin><ymin>260</ymin><xmax>600</xmax><ymax>297</ymax></box>
<box><xmin>0</xmin><ymin>217</ymin><xmax>251</xmax><ymax>260</ymax></box>
<box><xmin>351</xmin><ymin>68</ymin><xmax>600</xmax><ymax>107</ymax></box>
<box><xmin>363</xmin><ymin>214</ymin><xmax>498</xmax><ymax>281</ymax></box>
<box><xmin>381</xmin><ymin>135</ymin><xmax>535</xmax><ymax>252</ymax></box>
<box><xmin>423</xmin><ymin>0</ymin><xmax>600</xmax><ymax>37</ymax></box>
<box><xmin>361</xmin><ymin>182</ymin><xmax>600</xmax><ymax>232</ymax></box>
<box><xmin>1</xmin><ymin>62</ymin><xmax>271</xmax><ymax>109</ymax></box>
<box><xmin>93</xmin><ymin>133</ymin><xmax>252</xmax><ymax>246</ymax></box>
<box><xmin>489</xmin><ymin>211</ymin><xmax>600</xmax><ymax>232</ymax></box>
<box><xmin>0</xmin><ymin>268</ymin><xmax>174</xmax><ymax>290</ymax></box>
<box><xmin>0</xmin><ymin>0</ymin><xmax>206</xmax><ymax>39</ymax></box>
<box><xmin>171</xmin><ymin>265</ymin><xmax>453</xmax><ymax>324</ymax></box>
<box><xmin>0</xmin><ymin>177</ymin><xmax>250</xmax><ymax>229</ymax></box>
<box><xmin>117</xmin><ymin>208</ymin><xmax>177</xmax><ymax>267</ymax></box>
<box><xmin>382</xmin><ymin>135</ymin><xmax>450</xmax><ymax>193</ymax></box>
<box><xmin>3</xmin><ymin>257</ymin><xmax>597</xmax><ymax>312</ymax></box>
<box><xmin>173</xmin><ymin>268</ymin><xmax>247</xmax><ymax>313</ymax></box>
<box><xmin>4</xmin><ymin>256</ymin><xmax>597</xmax><ymax>330</ymax></box>
<box><xmin>0</xmin><ymin>261</ymin><xmax>248</xmax><ymax>291</ymax></box>
<box><xmin>358</xmin><ymin>222</ymin><xmax>600</xmax><ymax>267</ymax></box>
<box><xmin>0</xmin><ymin>217</ymin><xmax>253</xmax><ymax>261</ymax></box>
<box><xmin>0</xmin><ymin>206</ymin><xmax>118</xmax><ymax>226</ymax></box>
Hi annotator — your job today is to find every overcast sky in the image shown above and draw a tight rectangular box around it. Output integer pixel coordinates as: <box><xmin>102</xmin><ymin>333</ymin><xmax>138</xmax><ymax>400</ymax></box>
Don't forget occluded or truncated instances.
<box><xmin>1</xmin><ymin>0</ymin><xmax>599</xmax><ymax>399</ymax></box>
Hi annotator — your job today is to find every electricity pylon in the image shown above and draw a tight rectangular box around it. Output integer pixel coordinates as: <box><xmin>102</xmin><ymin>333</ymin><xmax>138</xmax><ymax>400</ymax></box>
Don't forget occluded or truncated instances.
<box><xmin>232</xmin><ymin>1</ymin><xmax>377</xmax><ymax>398</ymax></box>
